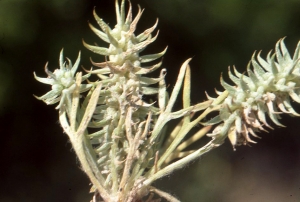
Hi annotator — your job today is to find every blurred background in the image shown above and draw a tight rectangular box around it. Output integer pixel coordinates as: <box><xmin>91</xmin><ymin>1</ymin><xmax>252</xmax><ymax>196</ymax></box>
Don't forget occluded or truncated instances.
<box><xmin>1</xmin><ymin>0</ymin><xmax>300</xmax><ymax>201</ymax></box>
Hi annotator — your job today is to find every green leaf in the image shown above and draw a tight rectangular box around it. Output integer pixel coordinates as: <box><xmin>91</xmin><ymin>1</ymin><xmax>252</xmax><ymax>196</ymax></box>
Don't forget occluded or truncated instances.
<box><xmin>165</xmin><ymin>58</ymin><xmax>192</xmax><ymax>113</ymax></box>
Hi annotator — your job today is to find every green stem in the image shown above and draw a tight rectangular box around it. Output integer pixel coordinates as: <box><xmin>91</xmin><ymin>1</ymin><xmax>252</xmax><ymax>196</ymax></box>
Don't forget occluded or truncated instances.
<box><xmin>144</xmin><ymin>141</ymin><xmax>218</xmax><ymax>187</ymax></box>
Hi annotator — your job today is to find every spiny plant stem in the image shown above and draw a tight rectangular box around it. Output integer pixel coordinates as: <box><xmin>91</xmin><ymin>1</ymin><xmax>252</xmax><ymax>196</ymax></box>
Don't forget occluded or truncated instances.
<box><xmin>34</xmin><ymin>0</ymin><xmax>300</xmax><ymax>201</ymax></box>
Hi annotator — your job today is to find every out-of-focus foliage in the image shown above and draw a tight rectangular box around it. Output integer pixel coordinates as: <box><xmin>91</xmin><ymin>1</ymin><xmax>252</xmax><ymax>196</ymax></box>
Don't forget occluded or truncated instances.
<box><xmin>1</xmin><ymin>0</ymin><xmax>300</xmax><ymax>201</ymax></box>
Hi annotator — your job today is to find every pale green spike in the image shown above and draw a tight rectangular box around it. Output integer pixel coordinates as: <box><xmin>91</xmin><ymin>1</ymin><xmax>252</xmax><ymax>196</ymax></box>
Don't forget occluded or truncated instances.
<box><xmin>66</xmin><ymin>58</ymin><xmax>72</xmax><ymax>68</ymax></box>
<box><xmin>270</xmin><ymin>54</ymin><xmax>279</xmax><ymax>74</ymax></box>
<box><xmin>35</xmin><ymin>90</ymin><xmax>59</xmax><ymax>100</ymax></box>
<box><xmin>128</xmin><ymin>6</ymin><xmax>144</xmax><ymax>36</ymax></box>
<box><xmin>105</xmin><ymin>27</ymin><xmax>119</xmax><ymax>48</ymax></box>
<box><xmin>233</xmin><ymin>65</ymin><xmax>242</xmax><ymax>78</ymax></box>
<box><xmin>289</xmin><ymin>90</ymin><xmax>300</xmax><ymax>103</ymax></box>
<box><xmin>283</xmin><ymin>97</ymin><xmax>300</xmax><ymax>116</ymax></box>
<box><xmin>125</xmin><ymin>1</ymin><xmax>132</xmax><ymax>25</ymax></box>
<box><xmin>96</xmin><ymin>142</ymin><xmax>112</xmax><ymax>153</ymax></box>
<box><xmin>251</xmin><ymin>53</ymin><xmax>266</xmax><ymax>79</ymax></box>
<box><xmin>135</xmin><ymin>46</ymin><xmax>147</xmax><ymax>56</ymax></box>
<box><xmin>257</xmin><ymin>103</ymin><xmax>273</xmax><ymax>129</ymax></box>
<box><xmin>257</xmin><ymin>51</ymin><xmax>271</xmax><ymax>72</ymax></box>
<box><xmin>234</xmin><ymin>68</ymin><xmax>253</xmax><ymax>89</ymax></box>
<box><xmin>215</xmin><ymin>89</ymin><xmax>224</xmax><ymax>95</ymax></box>
<box><xmin>59</xmin><ymin>49</ymin><xmax>64</xmax><ymax>69</ymax></box>
<box><xmin>137</xmin><ymin>19</ymin><xmax>158</xmax><ymax>42</ymax></box>
<box><xmin>285</xmin><ymin>59</ymin><xmax>300</xmax><ymax>76</ymax></box>
<box><xmin>239</xmin><ymin>75</ymin><xmax>250</xmax><ymax>91</ymax></box>
<box><xmin>275</xmin><ymin>39</ymin><xmax>284</xmax><ymax>66</ymax></box>
<box><xmin>293</xmin><ymin>41</ymin><xmax>300</xmax><ymax>61</ymax></box>
<box><xmin>262</xmin><ymin>73</ymin><xmax>275</xmax><ymax>87</ymax></box>
<box><xmin>220</xmin><ymin>74</ymin><xmax>236</xmax><ymax>95</ymax></box>
<box><xmin>132</xmin><ymin>31</ymin><xmax>159</xmax><ymax>54</ymax></box>
<box><xmin>140</xmin><ymin>46</ymin><xmax>167</xmax><ymax>63</ymax></box>
<box><xmin>280</xmin><ymin>37</ymin><xmax>292</xmax><ymax>62</ymax></box>
<box><xmin>88</xmin><ymin>23</ymin><xmax>109</xmax><ymax>43</ymax></box>
<box><xmin>83</xmin><ymin>40</ymin><xmax>110</xmax><ymax>56</ymax></box>
<box><xmin>88</xmin><ymin>129</ymin><xmax>106</xmax><ymax>138</ymax></box>
<box><xmin>87</xmin><ymin>68</ymin><xmax>110</xmax><ymax>75</ymax></box>
<box><xmin>79</xmin><ymin>84</ymin><xmax>93</xmax><ymax>92</ymax></box>
<box><xmin>266</xmin><ymin>50</ymin><xmax>273</xmax><ymax>65</ymax></box>
<box><xmin>268</xmin><ymin>111</ymin><xmax>285</xmax><ymax>127</ymax></box>
<box><xmin>97</xmin><ymin>155</ymin><xmax>108</xmax><ymax>165</ymax></box>
<box><xmin>158</xmin><ymin>69</ymin><xmax>167</xmax><ymax>110</ymax></box>
<box><xmin>275</xmin><ymin>78</ymin><xmax>286</xmax><ymax>91</ymax></box>
<box><xmin>241</xmin><ymin>74</ymin><xmax>252</xmax><ymax>86</ymax></box>
<box><xmin>71</xmin><ymin>51</ymin><xmax>81</xmax><ymax>76</ymax></box>
<box><xmin>141</xmin><ymin>87</ymin><xmax>159</xmax><ymax>95</ymax></box>
<box><xmin>164</xmin><ymin>58</ymin><xmax>191</xmax><ymax>113</ymax></box>
<box><xmin>218</xmin><ymin>111</ymin><xmax>238</xmax><ymax>139</ymax></box>
<box><xmin>115</xmin><ymin>0</ymin><xmax>121</xmax><ymax>26</ymax></box>
<box><xmin>44</xmin><ymin>65</ymin><xmax>56</xmax><ymax>80</ymax></box>
<box><xmin>205</xmin><ymin>91</ymin><xmax>216</xmax><ymax>100</ymax></box>
<box><xmin>182</xmin><ymin>64</ymin><xmax>191</xmax><ymax>110</ymax></box>
<box><xmin>120</xmin><ymin>0</ymin><xmax>125</xmax><ymax>25</ymax></box>
<box><xmin>140</xmin><ymin>76</ymin><xmax>164</xmax><ymax>85</ymax></box>
<box><xmin>90</xmin><ymin>118</ymin><xmax>110</xmax><ymax>128</ymax></box>
<box><xmin>93</xmin><ymin>9</ymin><xmax>110</xmax><ymax>32</ymax></box>
<box><xmin>46</xmin><ymin>97</ymin><xmax>61</xmax><ymax>105</ymax></box>
<box><xmin>247</xmin><ymin>63</ymin><xmax>259</xmax><ymax>85</ymax></box>
<box><xmin>202</xmin><ymin>115</ymin><xmax>222</xmax><ymax>126</ymax></box>
<box><xmin>81</xmin><ymin>73</ymin><xmax>91</xmax><ymax>81</ymax></box>
<box><xmin>228</xmin><ymin>66</ymin><xmax>240</xmax><ymax>85</ymax></box>
<box><xmin>243</xmin><ymin>130</ymin><xmax>257</xmax><ymax>144</ymax></box>
<box><xmin>135</xmin><ymin>61</ymin><xmax>162</xmax><ymax>75</ymax></box>
<box><xmin>277</xmin><ymin>98</ymin><xmax>292</xmax><ymax>114</ymax></box>
<box><xmin>33</xmin><ymin>72</ymin><xmax>55</xmax><ymax>85</ymax></box>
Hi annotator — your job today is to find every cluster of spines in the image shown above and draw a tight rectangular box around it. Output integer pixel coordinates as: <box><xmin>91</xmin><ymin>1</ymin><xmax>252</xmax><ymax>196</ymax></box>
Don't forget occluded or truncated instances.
<box><xmin>81</xmin><ymin>0</ymin><xmax>167</xmax><ymax>196</ymax></box>
<box><xmin>206</xmin><ymin>38</ymin><xmax>300</xmax><ymax>148</ymax></box>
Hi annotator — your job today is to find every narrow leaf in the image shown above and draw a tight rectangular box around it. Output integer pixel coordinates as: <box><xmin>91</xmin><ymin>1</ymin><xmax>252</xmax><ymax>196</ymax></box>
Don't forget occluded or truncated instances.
<box><xmin>93</xmin><ymin>9</ymin><xmax>110</xmax><ymax>32</ymax></box>
<box><xmin>165</xmin><ymin>58</ymin><xmax>191</xmax><ymax>112</ymax></box>
<box><xmin>220</xmin><ymin>74</ymin><xmax>236</xmax><ymax>95</ymax></box>
<box><xmin>83</xmin><ymin>40</ymin><xmax>110</xmax><ymax>56</ymax></box>
<box><xmin>140</xmin><ymin>46</ymin><xmax>167</xmax><ymax>63</ymax></box>
<box><xmin>88</xmin><ymin>23</ymin><xmax>109</xmax><ymax>43</ymax></box>
<box><xmin>257</xmin><ymin>51</ymin><xmax>271</xmax><ymax>72</ymax></box>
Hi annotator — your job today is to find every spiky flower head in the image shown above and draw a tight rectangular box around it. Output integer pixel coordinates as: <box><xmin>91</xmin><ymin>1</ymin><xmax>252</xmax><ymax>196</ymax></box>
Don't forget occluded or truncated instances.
<box><xmin>206</xmin><ymin>38</ymin><xmax>300</xmax><ymax>149</ymax></box>
<box><xmin>34</xmin><ymin>50</ymin><xmax>91</xmax><ymax>110</ymax></box>
<box><xmin>83</xmin><ymin>0</ymin><xmax>167</xmax><ymax>73</ymax></box>
<box><xmin>81</xmin><ymin>0</ymin><xmax>169</xmax><ymax>200</ymax></box>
